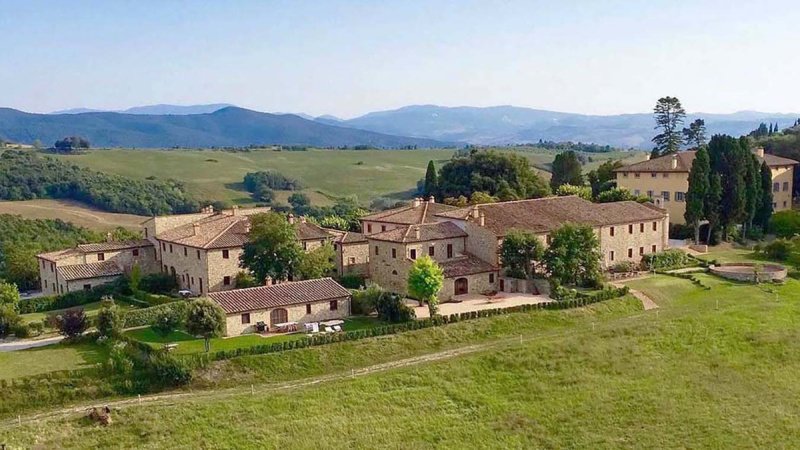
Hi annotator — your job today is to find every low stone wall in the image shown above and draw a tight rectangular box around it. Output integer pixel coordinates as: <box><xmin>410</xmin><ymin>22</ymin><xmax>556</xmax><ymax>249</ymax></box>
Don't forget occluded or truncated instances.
<box><xmin>710</xmin><ymin>263</ymin><xmax>787</xmax><ymax>283</ymax></box>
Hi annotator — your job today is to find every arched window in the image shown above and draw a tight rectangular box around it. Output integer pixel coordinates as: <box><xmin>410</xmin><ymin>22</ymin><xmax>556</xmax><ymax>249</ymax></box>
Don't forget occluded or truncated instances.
<box><xmin>270</xmin><ymin>308</ymin><xmax>288</xmax><ymax>326</ymax></box>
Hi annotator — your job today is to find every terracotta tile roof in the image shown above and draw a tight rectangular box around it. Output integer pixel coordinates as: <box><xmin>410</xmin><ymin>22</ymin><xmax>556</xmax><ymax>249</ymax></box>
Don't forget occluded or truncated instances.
<box><xmin>208</xmin><ymin>278</ymin><xmax>351</xmax><ymax>314</ymax></box>
<box><xmin>295</xmin><ymin>221</ymin><xmax>331</xmax><ymax>241</ymax></box>
<box><xmin>326</xmin><ymin>229</ymin><xmax>368</xmax><ymax>244</ymax></box>
<box><xmin>615</xmin><ymin>150</ymin><xmax>798</xmax><ymax>173</ymax></box>
<box><xmin>360</xmin><ymin>201</ymin><xmax>457</xmax><ymax>225</ymax></box>
<box><xmin>156</xmin><ymin>214</ymin><xmax>250</xmax><ymax>249</ymax></box>
<box><xmin>368</xmin><ymin>221</ymin><xmax>467</xmax><ymax>243</ymax></box>
<box><xmin>436</xmin><ymin>196</ymin><xmax>666</xmax><ymax>236</ymax></box>
<box><xmin>57</xmin><ymin>261</ymin><xmax>123</xmax><ymax>281</ymax></box>
<box><xmin>77</xmin><ymin>239</ymin><xmax>153</xmax><ymax>253</ymax></box>
<box><xmin>37</xmin><ymin>248</ymin><xmax>82</xmax><ymax>262</ymax></box>
<box><xmin>440</xmin><ymin>254</ymin><xmax>497</xmax><ymax>278</ymax></box>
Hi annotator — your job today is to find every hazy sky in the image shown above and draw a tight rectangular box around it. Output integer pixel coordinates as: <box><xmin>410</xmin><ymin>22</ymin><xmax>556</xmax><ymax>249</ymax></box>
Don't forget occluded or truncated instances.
<box><xmin>1</xmin><ymin>0</ymin><xmax>798</xmax><ymax>118</ymax></box>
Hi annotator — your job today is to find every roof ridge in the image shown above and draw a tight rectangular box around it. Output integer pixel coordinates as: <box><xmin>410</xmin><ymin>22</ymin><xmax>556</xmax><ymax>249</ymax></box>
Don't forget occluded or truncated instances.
<box><xmin>204</xmin><ymin>216</ymin><xmax>246</xmax><ymax>249</ymax></box>
<box><xmin>420</xmin><ymin>201</ymin><xmax>430</xmax><ymax>224</ymax></box>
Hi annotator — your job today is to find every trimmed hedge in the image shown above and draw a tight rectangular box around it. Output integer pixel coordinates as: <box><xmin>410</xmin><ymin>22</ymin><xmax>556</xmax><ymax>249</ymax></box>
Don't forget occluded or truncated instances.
<box><xmin>194</xmin><ymin>286</ymin><xmax>630</xmax><ymax>363</ymax></box>
<box><xmin>18</xmin><ymin>283</ymin><xmax>119</xmax><ymax>314</ymax></box>
<box><xmin>641</xmin><ymin>249</ymin><xmax>692</xmax><ymax>271</ymax></box>
<box><xmin>656</xmin><ymin>269</ymin><xmax>712</xmax><ymax>290</ymax></box>
<box><xmin>122</xmin><ymin>301</ymin><xmax>189</xmax><ymax>328</ymax></box>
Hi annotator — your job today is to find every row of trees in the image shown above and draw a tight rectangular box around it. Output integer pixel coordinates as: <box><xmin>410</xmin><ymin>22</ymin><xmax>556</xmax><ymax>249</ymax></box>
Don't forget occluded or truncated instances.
<box><xmin>242</xmin><ymin>170</ymin><xmax>304</xmax><ymax>203</ymax></box>
<box><xmin>684</xmin><ymin>135</ymin><xmax>773</xmax><ymax>243</ymax></box>
<box><xmin>51</xmin><ymin>136</ymin><xmax>90</xmax><ymax>153</ymax></box>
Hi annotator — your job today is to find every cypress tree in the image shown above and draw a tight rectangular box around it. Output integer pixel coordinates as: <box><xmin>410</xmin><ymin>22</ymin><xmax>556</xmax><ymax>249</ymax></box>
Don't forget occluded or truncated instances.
<box><xmin>549</xmin><ymin>151</ymin><xmax>583</xmax><ymax>191</ymax></box>
<box><xmin>742</xmin><ymin>153</ymin><xmax>762</xmax><ymax>236</ymax></box>
<box><xmin>755</xmin><ymin>161</ymin><xmax>774</xmax><ymax>231</ymax></box>
<box><xmin>685</xmin><ymin>147</ymin><xmax>710</xmax><ymax>244</ymax></box>
<box><xmin>708</xmin><ymin>135</ymin><xmax>747</xmax><ymax>239</ymax></box>
<box><xmin>705</xmin><ymin>173</ymin><xmax>723</xmax><ymax>244</ymax></box>
<box><xmin>423</xmin><ymin>160</ymin><xmax>438</xmax><ymax>198</ymax></box>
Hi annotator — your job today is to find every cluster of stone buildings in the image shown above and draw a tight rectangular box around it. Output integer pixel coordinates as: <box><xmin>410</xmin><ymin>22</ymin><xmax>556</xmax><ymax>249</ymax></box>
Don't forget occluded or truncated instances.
<box><xmin>38</xmin><ymin>148</ymin><xmax>795</xmax><ymax>336</ymax></box>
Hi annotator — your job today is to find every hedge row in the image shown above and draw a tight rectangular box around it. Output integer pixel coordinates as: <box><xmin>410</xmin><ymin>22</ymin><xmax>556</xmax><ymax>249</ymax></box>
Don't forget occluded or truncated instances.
<box><xmin>18</xmin><ymin>283</ymin><xmax>119</xmax><ymax>314</ymax></box>
<box><xmin>195</xmin><ymin>286</ymin><xmax>630</xmax><ymax>363</ymax></box>
<box><xmin>122</xmin><ymin>301</ymin><xmax>188</xmax><ymax>328</ymax></box>
<box><xmin>656</xmin><ymin>269</ymin><xmax>712</xmax><ymax>290</ymax></box>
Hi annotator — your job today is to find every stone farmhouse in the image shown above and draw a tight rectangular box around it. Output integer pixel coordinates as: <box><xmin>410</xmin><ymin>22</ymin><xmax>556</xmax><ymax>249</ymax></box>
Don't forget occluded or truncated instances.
<box><xmin>615</xmin><ymin>148</ymin><xmax>797</xmax><ymax>224</ymax></box>
<box><xmin>357</xmin><ymin>195</ymin><xmax>669</xmax><ymax>301</ymax></box>
<box><xmin>208</xmin><ymin>277</ymin><xmax>351</xmax><ymax>335</ymax></box>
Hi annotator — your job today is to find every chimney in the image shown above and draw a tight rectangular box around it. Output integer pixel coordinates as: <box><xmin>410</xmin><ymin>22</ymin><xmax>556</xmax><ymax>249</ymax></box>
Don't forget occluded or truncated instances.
<box><xmin>231</xmin><ymin>205</ymin><xmax>239</xmax><ymax>216</ymax></box>
<box><xmin>645</xmin><ymin>154</ymin><xmax>651</xmax><ymax>161</ymax></box>
<box><xmin>192</xmin><ymin>223</ymin><xmax>199</xmax><ymax>236</ymax></box>
<box><xmin>244</xmin><ymin>220</ymin><xmax>251</xmax><ymax>234</ymax></box>
<box><xmin>300</xmin><ymin>216</ymin><xmax>307</xmax><ymax>224</ymax></box>
<box><xmin>106</xmin><ymin>232</ymin><xmax>113</xmax><ymax>242</ymax></box>
<box><xmin>412</xmin><ymin>197</ymin><xmax>421</xmax><ymax>208</ymax></box>
<box><xmin>428</xmin><ymin>195</ymin><xmax>435</xmax><ymax>204</ymax></box>
<box><xmin>414</xmin><ymin>226</ymin><xmax>421</xmax><ymax>240</ymax></box>
<box><xmin>479</xmin><ymin>212</ymin><xmax>485</xmax><ymax>227</ymax></box>
<box><xmin>670</xmin><ymin>154</ymin><xmax>678</xmax><ymax>170</ymax></box>
<box><xmin>288</xmin><ymin>213</ymin><xmax>295</xmax><ymax>225</ymax></box>
<box><xmin>471</xmin><ymin>204</ymin><xmax>480</xmax><ymax>219</ymax></box>
<box><xmin>754</xmin><ymin>147</ymin><xmax>765</xmax><ymax>158</ymax></box>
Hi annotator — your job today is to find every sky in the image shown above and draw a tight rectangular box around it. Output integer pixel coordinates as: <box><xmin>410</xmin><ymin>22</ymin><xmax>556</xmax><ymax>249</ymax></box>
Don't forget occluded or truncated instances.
<box><xmin>1</xmin><ymin>0</ymin><xmax>798</xmax><ymax>118</ymax></box>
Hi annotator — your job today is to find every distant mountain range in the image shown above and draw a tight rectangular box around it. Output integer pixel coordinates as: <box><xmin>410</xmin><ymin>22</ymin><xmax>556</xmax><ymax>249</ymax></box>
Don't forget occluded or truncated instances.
<box><xmin>0</xmin><ymin>107</ymin><xmax>450</xmax><ymax>148</ymax></box>
<box><xmin>333</xmin><ymin>105</ymin><xmax>800</xmax><ymax>148</ymax></box>
<box><xmin>4</xmin><ymin>103</ymin><xmax>799</xmax><ymax>149</ymax></box>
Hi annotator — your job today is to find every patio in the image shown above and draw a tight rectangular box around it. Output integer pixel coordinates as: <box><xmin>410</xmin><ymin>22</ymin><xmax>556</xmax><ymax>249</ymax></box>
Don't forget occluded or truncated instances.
<box><xmin>408</xmin><ymin>292</ymin><xmax>552</xmax><ymax>319</ymax></box>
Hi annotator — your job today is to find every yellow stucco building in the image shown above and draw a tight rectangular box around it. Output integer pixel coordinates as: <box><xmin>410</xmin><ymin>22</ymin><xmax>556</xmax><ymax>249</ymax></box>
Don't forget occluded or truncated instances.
<box><xmin>615</xmin><ymin>148</ymin><xmax>797</xmax><ymax>225</ymax></box>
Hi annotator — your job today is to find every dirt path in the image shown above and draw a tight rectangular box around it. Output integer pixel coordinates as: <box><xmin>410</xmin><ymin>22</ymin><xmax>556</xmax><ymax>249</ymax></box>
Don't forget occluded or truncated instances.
<box><xmin>611</xmin><ymin>280</ymin><xmax>659</xmax><ymax>311</ymax></box>
<box><xmin>0</xmin><ymin>336</ymin><xmax>64</xmax><ymax>352</ymax></box>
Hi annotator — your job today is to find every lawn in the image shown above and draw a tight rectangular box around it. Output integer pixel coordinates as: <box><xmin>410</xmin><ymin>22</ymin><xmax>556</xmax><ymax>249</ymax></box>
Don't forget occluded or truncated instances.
<box><xmin>0</xmin><ymin>342</ymin><xmax>108</xmax><ymax>380</ymax></box>
<box><xmin>19</xmin><ymin>300</ymin><xmax>138</xmax><ymax>325</ymax></box>
<box><xmin>5</xmin><ymin>274</ymin><xmax>800</xmax><ymax>447</ymax></box>
<box><xmin>52</xmin><ymin>148</ymin><xmax>645</xmax><ymax>205</ymax></box>
<box><xmin>0</xmin><ymin>199</ymin><xmax>146</xmax><ymax>231</ymax></box>
<box><xmin>124</xmin><ymin>316</ymin><xmax>382</xmax><ymax>355</ymax></box>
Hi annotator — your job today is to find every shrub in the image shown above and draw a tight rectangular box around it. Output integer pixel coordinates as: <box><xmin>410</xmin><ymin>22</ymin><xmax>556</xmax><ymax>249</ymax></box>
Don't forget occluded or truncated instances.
<box><xmin>641</xmin><ymin>249</ymin><xmax>691</xmax><ymax>270</ymax></box>
<box><xmin>147</xmin><ymin>352</ymin><xmax>194</xmax><ymax>387</ymax></box>
<box><xmin>339</xmin><ymin>274</ymin><xmax>366</xmax><ymax>290</ymax></box>
<box><xmin>18</xmin><ymin>282</ymin><xmax>119</xmax><ymax>314</ymax></box>
<box><xmin>0</xmin><ymin>304</ymin><xmax>21</xmax><ymax>338</ymax></box>
<box><xmin>770</xmin><ymin>210</ymin><xmax>800</xmax><ymax>238</ymax></box>
<box><xmin>185</xmin><ymin>299</ymin><xmax>226</xmax><ymax>352</ymax></box>
<box><xmin>122</xmin><ymin>301</ymin><xmax>188</xmax><ymax>328</ymax></box>
<box><xmin>10</xmin><ymin>321</ymin><xmax>31</xmax><ymax>338</ymax></box>
<box><xmin>152</xmin><ymin>307</ymin><xmax>183</xmax><ymax>338</ymax></box>
<box><xmin>234</xmin><ymin>271</ymin><xmax>258</xmax><ymax>289</ymax></box>
<box><xmin>139</xmin><ymin>273</ymin><xmax>178</xmax><ymax>295</ymax></box>
<box><xmin>95</xmin><ymin>298</ymin><xmax>122</xmax><ymax>338</ymax></box>
<box><xmin>759</xmin><ymin>238</ymin><xmax>796</xmax><ymax>261</ymax></box>
<box><xmin>56</xmin><ymin>308</ymin><xmax>88</xmax><ymax>338</ymax></box>
<box><xmin>608</xmin><ymin>261</ymin><xmax>638</xmax><ymax>273</ymax></box>
<box><xmin>26</xmin><ymin>321</ymin><xmax>44</xmax><ymax>336</ymax></box>
<box><xmin>375</xmin><ymin>292</ymin><xmax>415</xmax><ymax>323</ymax></box>
<box><xmin>350</xmin><ymin>284</ymin><xmax>384</xmax><ymax>315</ymax></box>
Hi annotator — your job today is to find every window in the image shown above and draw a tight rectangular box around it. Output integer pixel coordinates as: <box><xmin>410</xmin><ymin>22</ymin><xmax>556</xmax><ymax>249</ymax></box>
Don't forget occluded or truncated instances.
<box><xmin>392</xmin><ymin>270</ymin><xmax>398</xmax><ymax>275</ymax></box>
<box><xmin>367</xmin><ymin>224</ymin><xmax>372</xmax><ymax>233</ymax></box>
<box><xmin>546</xmin><ymin>234</ymin><xmax>552</xmax><ymax>245</ymax></box>
<box><xmin>222</xmin><ymin>249</ymin><xmax>229</xmax><ymax>259</ymax></box>
<box><xmin>42</xmin><ymin>260</ymin><xmax>45</xmax><ymax>269</ymax></box>
<box><xmin>650</xmin><ymin>172</ymin><xmax>657</xmax><ymax>178</ymax></box>
<box><xmin>303</xmin><ymin>242</ymin><xmax>308</xmax><ymax>251</ymax></box>
<box><xmin>627</xmin><ymin>248</ymin><xmax>633</xmax><ymax>258</ymax></box>
<box><xmin>197</xmin><ymin>250</ymin><xmax>201</xmax><ymax>260</ymax></box>
<box><xmin>489</xmin><ymin>273</ymin><xmax>495</xmax><ymax>283</ymax></box>
<box><xmin>133</xmin><ymin>249</ymin><xmax>139</xmax><ymax>257</ymax></box>
<box><xmin>83</xmin><ymin>284</ymin><xmax>91</xmax><ymax>291</ymax></box>
<box><xmin>306</xmin><ymin>304</ymin><xmax>312</xmax><ymax>314</ymax></box>
<box><xmin>329</xmin><ymin>300</ymin><xmax>338</xmax><ymax>311</ymax></box>
<box><xmin>675</xmin><ymin>192</ymin><xmax>685</xmax><ymax>202</ymax></box>
<box><xmin>381</xmin><ymin>225</ymin><xmax>386</xmax><ymax>232</ymax></box>
<box><xmin>144</xmin><ymin>228</ymin><xmax>148</xmax><ymax>238</ymax></box>
<box><xmin>429</xmin><ymin>246</ymin><xmax>435</xmax><ymax>257</ymax></box>
<box><xmin>97</xmin><ymin>253</ymin><xmax>105</xmax><ymax>261</ymax></box>
<box><xmin>783</xmin><ymin>182</ymin><xmax>790</xmax><ymax>192</ymax></box>
<box><xmin>162</xmin><ymin>242</ymin><xmax>166</xmax><ymax>251</ymax></box>
<box><xmin>634</xmin><ymin>172</ymin><xmax>640</xmax><ymax>178</ymax></box>
<box><xmin>609</xmin><ymin>251</ymin><xmax>615</xmax><ymax>261</ymax></box>
<box><xmin>169</xmin><ymin>244</ymin><xmax>173</xmax><ymax>253</ymax></box>
<box><xmin>223</xmin><ymin>276</ymin><xmax>231</xmax><ymax>286</ymax></box>
<box><xmin>662</xmin><ymin>173</ymin><xmax>669</xmax><ymax>178</ymax></box>
<box><xmin>375</xmin><ymin>246</ymin><xmax>379</xmax><ymax>256</ymax></box>
<box><xmin>622</xmin><ymin>172</ymin><xmax>628</xmax><ymax>178</ymax></box>
<box><xmin>320</xmin><ymin>240</ymin><xmax>326</xmax><ymax>246</ymax></box>
<box><xmin>191</xmin><ymin>277</ymin><xmax>194</xmax><ymax>285</ymax></box>
<box><xmin>391</xmin><ymin>248</ymin><xmax>397</xmax><ymax>259</ymax></box>
<box><xmin>628</xmin><ymin>224</ymin><xmax>634</xmax><ymax>234</ymax></box>
<box><xmin>652</xmin><ymin>244</ymin><xmax>657</xmax><ymax>252</ymax></box>
<box><xmin>774</xmin><ymin>182</ymin><xmax>780</xmax><ymax>193</ymax></box>
<box><xmin>661</xmin><ymin>191</ymin><xmax>670</xmax><ymax>201</ymax></box>
<box><xmin>184</xmin><ymin>247</ymin><xmax>188</xmax><ymax>257</ymax></box>
<box><xmin>784</xmin><ymin>201</ymin><xmax>788</xmax><ymax>207</ymax></box>
<box><xmin>647</xmin><ymin>190</ymin><xmax>654</xmax><ymax>198</ymax></box>
<box><xmin>639</xmin><ymin>247</ymin><xmax>644</xmax><ymax>255</ymax></box>
<box><xmin>348</xmin><ymin>257</ymin><xmax>356</xmax><ymax>264</ymax></box>
<box><xmin>241</xmin><ymin>313</ymin><xmax>250</xmax><ymax>324</ymax></box>
<box><xmin>610</xmin><ymin>226</ymin><xmax>615</xmax><ymax>237</ymax></box>
<box><xmin>447</xmin><ymin>244</ymin><xmax>453</xmax><ymax>258</ymax></box>
<box><xmin>199</xmin><ymin>277</ymin><xmax>203</xmax><ymax>293</ymax></box>
<box><xmin>640</xmin><ymin>223</ymin><xmax>645</xmax><ymax>233</ymax></box>
<box><xmin>409</xmin><ymin>249</ymin><xmax>417</xmax><ymax>260</ymax></box>
<box><xmin>44</xmin><ymin>280</ymin><xmax>47</xmax><ymax>289</ymax></box>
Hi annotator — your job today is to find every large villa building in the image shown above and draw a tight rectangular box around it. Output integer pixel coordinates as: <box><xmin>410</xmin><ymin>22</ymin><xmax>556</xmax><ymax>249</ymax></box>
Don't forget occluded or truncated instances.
<box><xmin>615</xmin><ymin>148</ymin><xmax>798</xmax><ymax>224</ymax></box>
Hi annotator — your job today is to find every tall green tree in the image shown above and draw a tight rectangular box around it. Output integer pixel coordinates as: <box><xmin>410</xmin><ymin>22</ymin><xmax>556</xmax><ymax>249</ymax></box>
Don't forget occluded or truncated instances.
<box><xmin>651</xmin><ymin>96</ymin><xmax>686</xmax><ymax>157</ymax></box>
<box><xmin>685</xmin><ymin>147</ymin><xmax>710</xmax><ymax>244</ymax></box>
<box><xmin>438</xmin><ymin>150</ymin><xmax>549</xmax><ymax>200</ymax></box>
<box><xmin>423</xmin><ymin>160</ymin><xmax>438</xmax><ymax>198</ymax></box>
<box><xmin>705</xmin><ymin>173</ymin><xmax>723</xmax><ymax>244</ymax></box>
<box><xmin>682</xmin><ymin>118</ymin><xmax>707</xmax><ymax>148</ymax></box>
<box><xmin>500</xmin><ymin>229</ymin><xmax>544</xmax><ymax>279</ymax></box>
<box><xmin>755</xmin><ymin>161</ymin><xmax>774</xmax><ymax>230</ymax></box>
<box><xmin>407</xmin><ymin>256</ymin><xmax>444</xmax><ymax>316</ymax></box>
<box><xmin>549</xmin><ymin>151</ymin><xmax>583</xmax><ymax>191</ymax></box>
<box><xmin>185</xmin><ymin>299</ymin><xmax>226</xmax><ymax>352</ymax></box>
<box><xmin>95</xmin><ymin>297</ymin><xmax>122</xmax><ymax>339</ymax></box>
<box><xmin>544</xmin><ymin>223</ymin><xmax>602</xmax><ymax>287</ymax></box>
<box><xmin>586</xmin><ymin>160</ymin><xmax>623</xmax><ymax>197</ymax></box>
<box><xmin>708</xmin><ymin>135</ymin><xmax>747</xmax><ymax>239</ymax></box>
<box><xmin>0</xmin><ymin>280</ymin><xmax>20</xmax><ymax>310</ymax></box>
<box><xmin>742</xmin><ymin>153</ymin><xmax>763</xmax><ymax>235</ymax></box>
<box><xmin>240</xmin><ymin>213</ymin><xmax>303</xmax><ymax>283</ymax></box>
<box><xmin>295</xmin><ymin>243</ymin><xmax>335</xmax><ymax>280</ymax></box>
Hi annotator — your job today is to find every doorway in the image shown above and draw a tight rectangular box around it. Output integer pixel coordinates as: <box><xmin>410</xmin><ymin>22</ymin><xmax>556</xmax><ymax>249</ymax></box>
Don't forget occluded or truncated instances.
<box><xmin>454</xmin><ymin>277</ymin><xmax>469</xmax><ymax>295</ymax></box>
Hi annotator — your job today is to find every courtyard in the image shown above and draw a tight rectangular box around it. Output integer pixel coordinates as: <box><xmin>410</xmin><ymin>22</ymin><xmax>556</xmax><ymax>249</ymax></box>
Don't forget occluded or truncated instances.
<box><xmin>409</xmin><ymin>292</ymin><xmax>552</xmax><ymax>319</ymax></box>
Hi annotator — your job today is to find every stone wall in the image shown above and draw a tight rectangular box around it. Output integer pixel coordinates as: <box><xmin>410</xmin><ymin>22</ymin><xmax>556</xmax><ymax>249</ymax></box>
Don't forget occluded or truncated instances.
<box><xmin>616</xmin><ymin>171</ymin><xmax>689</xmax><ymax>224</ymax></box>
<box><xmin>223</xmin><ymin>296</ymin><xmax>351</xmax><ymax>336</ymax></box>
<box><xmin>597</xmin><ymin>216</ymin><xmax>670</xmax><ymax>268</ymax></box>
<box><xmin>336</xmin><ymin>242</ymin><xmax>369</xmax><ymax>276</ymax></box>
<box><xmin>438</xmin><ymin>271</ymin><xmax>497</xmax><ymax>301</ymax></box>
<box><xmin>159</xmin><ymin>242</ymin><xmax>210</xmax><ymax>295</ymax></box>
<box><xmin>771</xmin><ymin>165</ymin><xmax>794</xmax><ymax>212</ymax></box>
<box><xmin>65</xmin><ymin>275</ymin><xmax>119</xmax><ymax>293</ymax></box>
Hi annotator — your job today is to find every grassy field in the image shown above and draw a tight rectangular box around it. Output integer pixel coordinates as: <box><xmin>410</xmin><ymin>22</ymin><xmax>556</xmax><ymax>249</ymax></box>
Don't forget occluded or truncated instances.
<box><xmin>4</xmin><ymin>273</ymin><xmax>800</xmax><ymax>447</ymax></box>
<box><xmin>0</xmin><ymin>342</ymin><xmax>108</xmax><ymax>380</ymax></box>
<box><xmin>52</xmin><ymin>148</ymin><xmax>645</xmax><ymax>206</ymax></box>
<box><xmin>19</xmin><ymin>300</ymin><xmax>138</xmax><ymax>325</ymax></box>
<box><xmin>125</xmin><ymin>316</ymin><xmax>381</xmax><ymax>355</ymax></box>
<box><xmin>0</xmin><ymin>199</ymin><xmax>147</xmax><ymax>231</ymax></box>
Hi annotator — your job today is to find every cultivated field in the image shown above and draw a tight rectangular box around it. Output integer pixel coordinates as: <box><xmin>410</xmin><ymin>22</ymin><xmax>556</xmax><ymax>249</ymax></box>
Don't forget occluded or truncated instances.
<box><xmin>4</xmin><ymin>267</ymin><xmax>800</xmax><ymax>447</ymax></box>
<box><xmin>51</xmin><ymin>148</ymin><xmax>646</xmax><ymax>206</ymax></box>
<box><xmin>0</xmin><ymin>199</ymin><xmax>147</xmax><ymax>231</ymax></box>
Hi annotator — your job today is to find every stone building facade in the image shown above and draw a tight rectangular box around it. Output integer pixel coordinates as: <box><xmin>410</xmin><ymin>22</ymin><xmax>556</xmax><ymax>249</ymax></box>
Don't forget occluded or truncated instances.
<box><xmin>615</xmin><ymin>148</ymin><xmax>798</xmax><ymax>224</ymax></box>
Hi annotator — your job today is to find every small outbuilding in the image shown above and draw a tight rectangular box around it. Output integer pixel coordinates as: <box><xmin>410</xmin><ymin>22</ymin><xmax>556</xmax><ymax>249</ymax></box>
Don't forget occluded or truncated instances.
<box><xmin>208</xmin><ymin>277</ymin><xmax>351</xmax><ymax>336</ymax></box>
